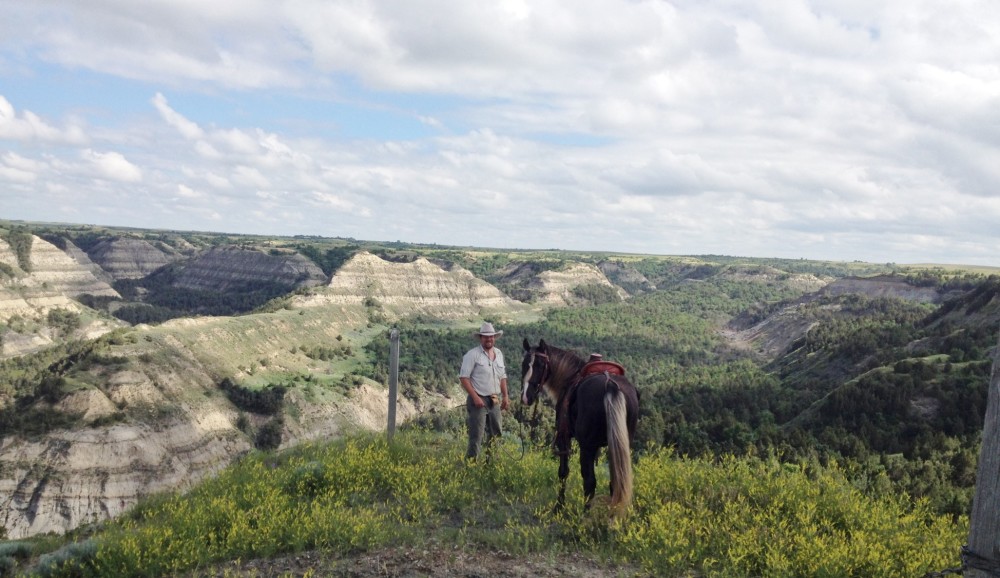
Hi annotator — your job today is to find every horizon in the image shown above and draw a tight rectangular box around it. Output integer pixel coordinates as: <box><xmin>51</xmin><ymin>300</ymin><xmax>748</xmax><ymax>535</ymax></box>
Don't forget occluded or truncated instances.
<box><xmin>8</xmin><ymin>216</ymin><xmax>1000</xmax><ymax>272</ymax></box>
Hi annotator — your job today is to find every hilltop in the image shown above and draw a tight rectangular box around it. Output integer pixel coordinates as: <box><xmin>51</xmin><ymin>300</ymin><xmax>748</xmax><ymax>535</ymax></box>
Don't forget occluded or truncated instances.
<box><xmin>1</xmin><ymin>219</ymin><xmax>998</xmax><ymax>555</ymax></box>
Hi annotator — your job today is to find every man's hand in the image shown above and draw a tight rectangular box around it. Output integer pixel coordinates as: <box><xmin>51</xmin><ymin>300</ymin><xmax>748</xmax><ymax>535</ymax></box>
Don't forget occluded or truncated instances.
<box><xmin>501</xmin><ymin>395</ymin><xmax>510</xmax><ymax>411</ymax></box>
<box><xmin>472</xmin><ymin>394</ymin><xmax>486</xmax><ymax>409</ymax></box>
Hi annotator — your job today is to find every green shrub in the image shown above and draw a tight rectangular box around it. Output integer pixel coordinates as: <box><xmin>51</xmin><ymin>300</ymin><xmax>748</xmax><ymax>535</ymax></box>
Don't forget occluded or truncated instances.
<box><xmin>0</xmin><ymin>541</ymin><xmax>33</xmax><ymax>559</ymax></box>
<box><xmin>285</xmin><ymin>461</ymin><xmax>329</xmax><ymax>498</ymax></box>
<box><xmin>34</xmin><ymin>540</ymin><xmax>97</xmax><ymax>577</ymax></box>
<box><xmin>89</xmin><ymin>412</ymin><xmax>127</xmax><ymax>428</ymax></box>
<box><xmin>255</xmin><ymin>417</ymin><xmax>284</xmax><ymax>450</ymax></box>
<box><xmin>218</xmin><ymin>378</ymin><xmax>286</xmax><ymax>415</ymax></box>
<box><xmin>46</xmin><ymin>308</ymin><xmax>81</xmax><ymax>336</ymax></box>
<box><xmin>2</xmin><ymin>227</ymin><xmax>33</xmax><ymax>272</ymax></box>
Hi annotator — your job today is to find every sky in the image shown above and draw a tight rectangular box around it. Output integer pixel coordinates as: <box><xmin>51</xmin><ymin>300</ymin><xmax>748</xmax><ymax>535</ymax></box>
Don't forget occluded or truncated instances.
<box><xmin>1</xmin><ymin>1</ymin><xmax>999</xmax><ymax>266</ymax></box>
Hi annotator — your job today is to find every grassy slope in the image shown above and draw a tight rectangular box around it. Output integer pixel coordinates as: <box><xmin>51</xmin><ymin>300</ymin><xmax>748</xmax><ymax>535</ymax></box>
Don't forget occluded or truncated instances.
<box><xmin>8</xmin><ymin>430</ymin><xmax>965</xmax><ymax>578</ymax></box>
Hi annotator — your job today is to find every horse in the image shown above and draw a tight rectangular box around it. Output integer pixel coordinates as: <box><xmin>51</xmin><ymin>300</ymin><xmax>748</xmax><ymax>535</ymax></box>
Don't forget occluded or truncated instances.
<box><xmin>520</xmin><ymin>338</ymin><xmax>640</xmax><ymax>518</ymax></box>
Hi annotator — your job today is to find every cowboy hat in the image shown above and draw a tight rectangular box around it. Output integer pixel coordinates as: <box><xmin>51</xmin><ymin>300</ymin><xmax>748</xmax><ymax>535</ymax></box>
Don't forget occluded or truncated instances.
<box><xmin>474</xmin><ymin>322</ymin><xmax>503</xmax><ymax>337</ymax></box>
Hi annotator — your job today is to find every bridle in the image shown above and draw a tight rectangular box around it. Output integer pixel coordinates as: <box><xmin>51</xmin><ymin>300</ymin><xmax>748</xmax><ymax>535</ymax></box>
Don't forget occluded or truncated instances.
<box><xmin>524</xmin><ymin>350</ymin><xmax>551</xmax><ymax>400</ymax></box>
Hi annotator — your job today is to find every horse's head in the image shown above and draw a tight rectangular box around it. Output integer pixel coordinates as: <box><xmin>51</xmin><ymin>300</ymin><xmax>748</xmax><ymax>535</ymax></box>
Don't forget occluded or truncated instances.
<box><xmin>520</xmin><ymin>338</ymin><xmax>550</xmax><ymax>405</ymax></box>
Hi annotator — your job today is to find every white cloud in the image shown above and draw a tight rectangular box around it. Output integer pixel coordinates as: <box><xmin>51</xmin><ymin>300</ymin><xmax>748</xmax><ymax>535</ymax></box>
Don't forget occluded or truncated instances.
<box><xmin>204</xmin><ymin>172</ymin><xmax>232</xmax><ymax>189</ymax></box>
<box><xmin>231</xmin><ymin>165</ymin><xmax>270</xmax><ymax>189</ymax></box>
<box><xmin>81</xmin><ymin>149</ymin><xmax>143</xmax><ymax>183</ymax></box>
<box><xmin>2</xmin><ymin>1</ymin><xmax>999</xmax><ymax>264</ymax></box>
<box><xmin>0</xmin><ymin>95</ymin><xmax>87</xmax><ymax>144</ymax></box>
<box><xmin>152</xmin><ymin>93</ymin><xmax>204</xmax><ymax>139</ymax></box>
<box><xmin>0</xmin><ymin>165</ymin><xmax>35</xmax><ymax>183</ymax></box>
<box><xmin>0</xmin><ymin>152</ymin><xmax>42</xmax><ymax>183</ymax></box>
<box><xmin>176</xmin><ymin>184</ymin><xmax>203</xmax><ymax>199</ymax></box>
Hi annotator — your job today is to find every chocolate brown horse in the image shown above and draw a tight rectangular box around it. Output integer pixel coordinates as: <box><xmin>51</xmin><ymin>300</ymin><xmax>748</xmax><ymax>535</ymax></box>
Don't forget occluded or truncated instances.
<box><xmin>520</xmin><ymin>339</ymin><xmax>639</xmax><ymax>517</ymax></box>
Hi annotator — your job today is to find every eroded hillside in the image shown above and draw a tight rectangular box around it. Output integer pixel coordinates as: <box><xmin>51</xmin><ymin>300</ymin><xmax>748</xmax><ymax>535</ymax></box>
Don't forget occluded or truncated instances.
<box><xmin>724</xmin><ymin>274</ymin><xmax>955</xmax><ymax>361</ymax></box>
<box><xmin>170</xmin><ymin>246</ymin><xmax>328</xmax><ymax>292</ymax></box>
<box><xmin>327</xmin><ymin>251</ymin><xmax>528</xmax><ymax>318</ymax></box>
<box><xmin>0</xmin><ymin>235</ymin><xmax>122</xmax><ymax>358</ymax></box>
<box><xmin>1</xmin><ymin>241</ymin><xmax>541</xmax><ymax>539</ymax></box>
<box><xmin>86</xmin><ymin>237</ymin><xmax>181</xmax><ymax>280</ymax></box>
<box><xmin>3</xmin><ymin>220</ymin><xmax>995</xmax><ymax>544</ymax></box>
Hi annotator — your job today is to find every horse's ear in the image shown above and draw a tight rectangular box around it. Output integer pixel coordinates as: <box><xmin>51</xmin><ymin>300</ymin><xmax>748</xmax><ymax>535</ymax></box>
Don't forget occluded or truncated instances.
<box><xmin>523</xmin><ymin>338</ymin><xmax>530</xmax><ymax>351</ymax></box>
<box><xmin>538</xmin><ymin>339</ymin><xmax>547</xmax><ymax>352</ymax></box>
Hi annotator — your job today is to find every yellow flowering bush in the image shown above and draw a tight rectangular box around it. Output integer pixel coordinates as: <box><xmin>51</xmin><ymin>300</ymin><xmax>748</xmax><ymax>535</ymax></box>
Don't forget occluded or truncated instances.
<box><xmin>618</xmin><ymin>450</ymin><xmax>966</xmax><ymax>577</ymax></box>
<box><xmin>29</xmin><ymin>433</ymin><xmax>965</xmax><ymax>578</ymax></box>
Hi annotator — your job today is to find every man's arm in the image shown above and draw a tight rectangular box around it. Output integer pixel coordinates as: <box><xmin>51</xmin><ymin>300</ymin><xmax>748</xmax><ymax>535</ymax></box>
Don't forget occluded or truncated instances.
<box><xmin>500</xmin><ymin>377</ymin><xmax>509</xmax><ymax>410</ymax></box>
<box><xmin>460</xmin><ymin>376</ymin><xmax>485</xmax><ymax>408</ymax></box>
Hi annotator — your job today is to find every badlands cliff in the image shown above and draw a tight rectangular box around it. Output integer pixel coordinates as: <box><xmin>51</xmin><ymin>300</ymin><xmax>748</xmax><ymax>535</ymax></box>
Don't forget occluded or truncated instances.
<box><xmin>328</xmin><ymin>252</ymin><xmax>524</xmax><ymax>317</ymax></box>
<box><xmin>819</xmin><ymin>275</ymin><xmax>945</xmax><ymax>303</ymax></box>
<box><xmin>0</xmin><ymin>305</ymin><xmax>439</xmax><ymax>539</ymax></box>
<box><xmin>171</xmin><ymin>246</ymin><xmax>328</xmax><ymax>292</ymax></box>
<box><xmin>1</xmin><ymin>247</ymin><xmax>534</xmax><ymax>539</ymax></box>
<box><xmin>525</xmin><ymin>262</ymin><xmax>628</xmax><ymax>305</ymax></box>
<box><xmin>598</xmin><ymin>260</ymin><xmax>657</xmax><ymax>294</ymax></box>
<box><xmin>0</xmin><ymin>236</ymin><xmax>119</xmax><ymax>303</ymax></box>
<box><xmin>0</xmin><ymin>236</ymin><xmax>121</xmax><ymax>357</ymax></box>
<box><xmin>86</xmin><ymin>237</ymin><xmax>180</xmax><ymax>280</ymax></box>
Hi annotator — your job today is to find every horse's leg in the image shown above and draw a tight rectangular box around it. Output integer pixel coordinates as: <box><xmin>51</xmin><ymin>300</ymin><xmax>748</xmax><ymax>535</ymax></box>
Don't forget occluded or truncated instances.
<box><xmin>579</xmin><ymin>444</ymin><xmax>598</xmax><ymax>507</ymax></box>
<box><xmin>556</xmin><ymin>453</ymin><xmax>569</xmax><ymax>511</ymax></box>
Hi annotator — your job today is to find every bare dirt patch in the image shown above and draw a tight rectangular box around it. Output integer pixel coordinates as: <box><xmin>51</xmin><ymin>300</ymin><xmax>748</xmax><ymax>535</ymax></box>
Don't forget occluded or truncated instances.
<box><xmin>190</xmin><ymin>545</ymin><xmax>647</xmax><ymax>577</ymax></box>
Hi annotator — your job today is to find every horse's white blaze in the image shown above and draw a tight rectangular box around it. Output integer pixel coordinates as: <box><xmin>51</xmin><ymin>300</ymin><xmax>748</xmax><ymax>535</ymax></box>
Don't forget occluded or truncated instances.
<box><xmin>521</xmin><ymin>354</ymin><xmax>534</xmax><ymax>404</ymax></box>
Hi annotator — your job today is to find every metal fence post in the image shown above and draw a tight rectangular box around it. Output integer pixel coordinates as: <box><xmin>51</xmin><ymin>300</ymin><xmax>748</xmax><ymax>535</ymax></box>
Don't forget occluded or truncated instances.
<box><xmin>387</xmin><ymin>328</ymin><xmax>400</xmax><ymax>442</ymax></box>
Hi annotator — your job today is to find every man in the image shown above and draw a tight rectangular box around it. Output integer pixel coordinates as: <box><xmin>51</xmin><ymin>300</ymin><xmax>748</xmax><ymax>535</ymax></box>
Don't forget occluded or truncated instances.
<box><xmin>459</xmin><ymin>321</ymin><xmax>510</xmax><ymax>460</ymax></box>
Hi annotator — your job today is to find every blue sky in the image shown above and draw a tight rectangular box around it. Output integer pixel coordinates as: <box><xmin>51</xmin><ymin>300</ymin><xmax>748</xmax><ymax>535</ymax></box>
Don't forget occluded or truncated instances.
<box><xmin>2</xmin><ymin>0</ymin><xmax>999</xmax><ymax>265</ymax></box>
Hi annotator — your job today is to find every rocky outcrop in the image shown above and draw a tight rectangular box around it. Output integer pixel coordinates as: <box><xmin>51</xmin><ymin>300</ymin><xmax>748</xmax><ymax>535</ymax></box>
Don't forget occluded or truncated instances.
<box><xmin>0</xmin><ymin>237</ymin><xmax>121</xmax><ymax>356</ymax></box>
<box><xmin>327</xmin><ymin>252</ymin><xmax>522</xmax><ymax>316</ymax></box>
<box><xmin>722</xmin><ymin>274</ymin><xmax>944</xmax><ymax>360</ymax></box>
<box><xmin>722</xmin><ymin>303</ymin><xmax>823</xmax><ymax>360</ymax></box>
<box><xmin>0</xmin><ymin>411</ymin><xmax>251</xmax><ymax>539</ymax></box>
<box><xmin>523</xmin><ymin>262</ymin><xmax>626</xmax><ymax>306</ymax></box>
<box><xmin>819</xmin><ymin>275</ymin><xmax>943</xmax><ymax>303</ymax></box>
<box><xmin>87</xmin><ymin>238</ymin><xmax>178</xmax><ymax>280</ymax></box>
<box><xmin>718</xmin><ymin>265</ymin><xmax>830</xmax><ymax>294</ymax></box>
<box><xmin>598</xmin><ymin>260</ymin><xmax>656</xmax><ymax>294</ymax></box>
<box><xmin>0</xmin><ymin>310</ymin><xmax>444</xmax><ymax>539</ymax></box>
<box><xmin>61</xmin><ymin>239</ymin><xmax>116</xmax><ymax>285</ymax></box>
<box><xmin>171</xmin><ymin>247</ymin><xmax>328</xmax><ymax>292</ymax></box>
<box><xmin>0</xmin><ymin>236</ymin><xmax>118</xmax><ymax>304</ymax></box>
<box><xmin>20</xmin><ymin>237</ymin><xmax>120</xmax><ymax>299</ymax></box>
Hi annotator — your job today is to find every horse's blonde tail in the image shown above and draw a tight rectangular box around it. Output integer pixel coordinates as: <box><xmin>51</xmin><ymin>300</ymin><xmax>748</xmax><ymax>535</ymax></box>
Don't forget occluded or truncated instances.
<box><xmin>605</xmin><ymin>383</ymin><xmax>633</xmax><ymax>519</ymax></box>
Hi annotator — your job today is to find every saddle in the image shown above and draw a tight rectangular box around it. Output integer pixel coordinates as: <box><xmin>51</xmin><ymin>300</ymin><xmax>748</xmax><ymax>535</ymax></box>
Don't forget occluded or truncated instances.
<box><xmin>580</xmin><ymin>359</ymin><xmax>626</xmax><ymax>378</ymax></box>
<box><xmin>554</xmin><ymin>354</ymin><xmax>626</xmax><ymax>456</ymax></box>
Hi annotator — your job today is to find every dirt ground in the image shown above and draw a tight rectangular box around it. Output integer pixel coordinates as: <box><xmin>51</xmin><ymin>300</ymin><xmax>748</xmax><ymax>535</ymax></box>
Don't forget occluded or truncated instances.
<box><xmin>192</xmin><ymin>545</ymin><xmax>648</xmax><ymax>577</ymax></box>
